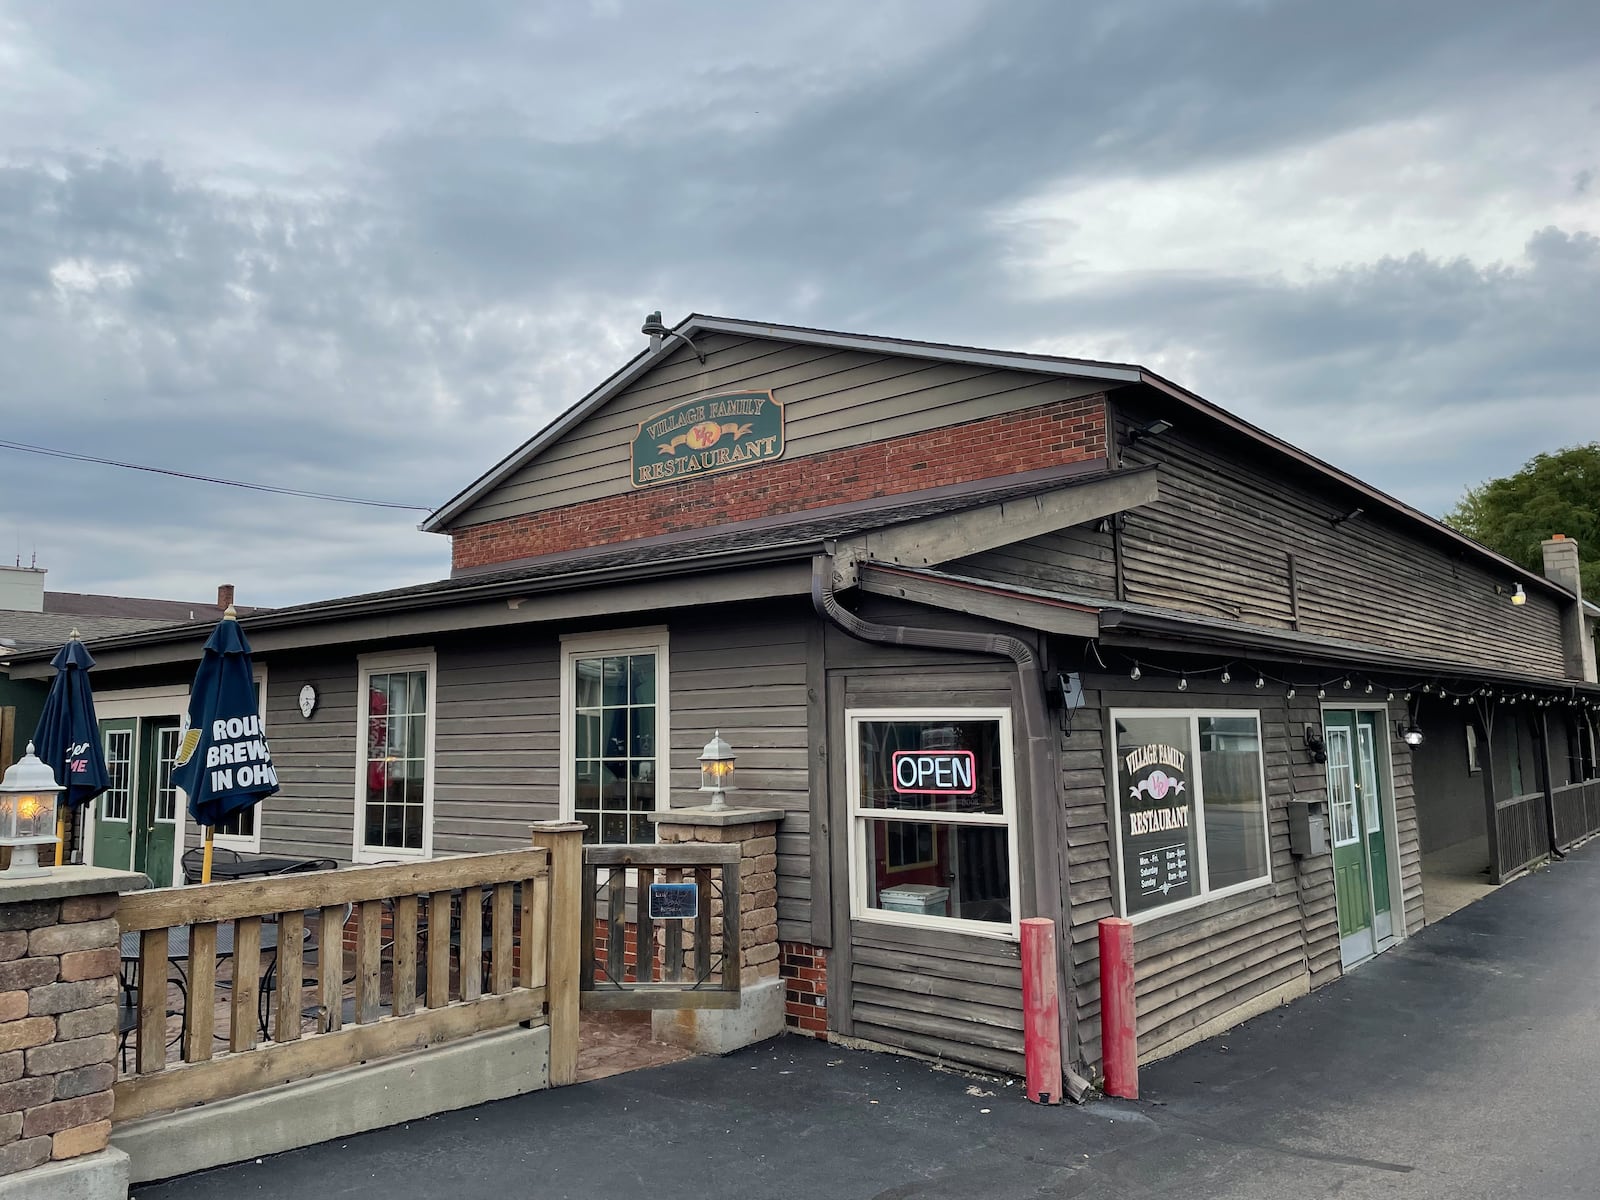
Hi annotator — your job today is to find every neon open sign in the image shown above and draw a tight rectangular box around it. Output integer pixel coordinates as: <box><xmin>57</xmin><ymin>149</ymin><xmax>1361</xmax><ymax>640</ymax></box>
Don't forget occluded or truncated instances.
<box><xmin>891</xmin><ymin>750</ymin><xmax>977</xmax><ymax>795</ymax></box>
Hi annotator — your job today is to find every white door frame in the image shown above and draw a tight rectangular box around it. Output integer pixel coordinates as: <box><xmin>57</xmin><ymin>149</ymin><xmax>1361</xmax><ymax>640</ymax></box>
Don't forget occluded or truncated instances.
<box><xmin>1322</xmin><ymin>702</ymin><xmax>1405</xmax><ymax>965</ymax></box>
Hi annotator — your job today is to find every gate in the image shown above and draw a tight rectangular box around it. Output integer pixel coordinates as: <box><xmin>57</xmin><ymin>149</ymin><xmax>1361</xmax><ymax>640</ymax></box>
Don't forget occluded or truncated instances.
<box><xmin>580</xmin><ymin>842</ymin><xmax>742</xmax><ymax>1011</ymax></box>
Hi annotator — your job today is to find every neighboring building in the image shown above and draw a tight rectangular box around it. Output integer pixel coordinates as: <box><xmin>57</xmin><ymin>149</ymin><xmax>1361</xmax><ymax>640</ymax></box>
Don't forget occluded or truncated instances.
<box><xmin>12</xmin><ymin>316</ymin><xmax>1599</xmax><ymax>1082</ymax></box>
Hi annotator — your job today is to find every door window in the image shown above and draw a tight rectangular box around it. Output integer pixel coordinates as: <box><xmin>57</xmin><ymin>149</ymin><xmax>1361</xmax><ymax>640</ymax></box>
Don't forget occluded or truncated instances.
<box><xmin>1357</xmin><ymin>723</ymin><xmax>1382</xmax><ymax>834</ymax></box>
<box><xmin>102</xmin><ymin>729</ymin><xmax>133</xmax><ymax>821</ymax></box>
<box><xmin>1327</xmin><ymin>726</ymin><xmax>1358</xmax><ymax>846</ymax></box>
<box><xmin>154</xmin><ymin>725</ymin><xmax>181</xmax><ymax>824</ymax></box>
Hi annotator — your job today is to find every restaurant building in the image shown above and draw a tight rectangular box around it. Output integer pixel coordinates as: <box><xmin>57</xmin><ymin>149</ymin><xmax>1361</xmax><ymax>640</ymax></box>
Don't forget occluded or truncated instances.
<box><xmin>16</xmin><ymin>315</ymin><xmax>1600</xmax><ymax>1082</ymax></box>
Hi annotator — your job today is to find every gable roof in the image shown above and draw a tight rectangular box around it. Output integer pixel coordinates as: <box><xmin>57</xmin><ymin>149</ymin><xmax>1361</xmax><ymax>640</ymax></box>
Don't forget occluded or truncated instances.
<box><xmin>419</xmin><ymin>314</ymin><xmax>1574</xmax><ymax>606</ymax></box>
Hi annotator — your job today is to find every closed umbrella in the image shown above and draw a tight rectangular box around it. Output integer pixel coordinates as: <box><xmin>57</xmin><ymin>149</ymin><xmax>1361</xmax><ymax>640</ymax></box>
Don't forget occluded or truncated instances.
<box><xmin>31</xmin><ymin>632</ymin><xmax>110</xmax><ymax>866</ymax></box>
<box><xmin>171</xmin><ymin>607</ymin><xmax>279</xmax><ymax>883</ymax></box>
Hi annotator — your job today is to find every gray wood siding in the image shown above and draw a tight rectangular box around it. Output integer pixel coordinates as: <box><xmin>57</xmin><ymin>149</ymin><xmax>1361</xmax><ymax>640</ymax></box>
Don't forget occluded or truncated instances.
<box><xmin>831</xmin><ymin>662</ymin><xmax>1027</xmax><ymax>1074</ymax></box>
<box><xmin>947</xmin><ymin>524</ymin><xmax>1118</xmax><ymax>599</ymax></box>
<box><xmin>258</xmin><ymin>654</ymin><xmax>360</xmax><ymax>861</ymax></box>
<box><xmin>1062</xmin><ymin>678</ymin><xmax>1433</xmax><ymax>1072</ymax></box>
<box><xmin>433</xmin><ymin>635</ymin><xmax>561</xmax><ymax>853</ymax></box>
<box><xmin>1115</xmin><ymin>406</ymin><xmax>1569</xmax><ymax>677</ymax></box>
<box><xmin>453</xmin><ymin>333</ymin><xmax>1110</xmax><ymax>527</ymax></box>
<box><xmin>666</xmin><ymin>603</ymin><xmax>813</xmax><ymax>942</ymax></box>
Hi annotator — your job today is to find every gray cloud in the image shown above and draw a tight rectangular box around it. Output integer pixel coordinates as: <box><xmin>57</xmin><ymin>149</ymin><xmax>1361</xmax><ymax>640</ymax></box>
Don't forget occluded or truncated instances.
<box><xmin>0</xmin><ymin>1</ymin><xmax>1596</xmax><ymax>606</ymax></box>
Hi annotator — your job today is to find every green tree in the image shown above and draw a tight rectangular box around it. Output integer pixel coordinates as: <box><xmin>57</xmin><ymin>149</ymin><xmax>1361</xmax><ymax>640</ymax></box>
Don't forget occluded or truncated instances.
<box><xmin>1445</xmin><ymin>443</ymin><xmax>1600</xmax><ymax>604</ymax></box>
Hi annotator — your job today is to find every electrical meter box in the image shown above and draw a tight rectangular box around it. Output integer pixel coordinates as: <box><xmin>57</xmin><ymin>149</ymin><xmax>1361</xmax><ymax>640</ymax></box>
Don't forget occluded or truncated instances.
<box><xmin>1287</xmin><ymin>798</ymin><xmax>1329</xmax><ymax>858</ymax></box>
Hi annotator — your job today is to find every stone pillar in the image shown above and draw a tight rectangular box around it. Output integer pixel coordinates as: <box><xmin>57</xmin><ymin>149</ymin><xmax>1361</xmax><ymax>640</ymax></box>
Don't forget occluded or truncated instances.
<box><xmin>0</xmin><ymin>865</ymin><xmax>146</xmax><ymax>1200</ymax></box>
<box><xmin>1542</xmin><ymin>535</ymin><xmax>1598</xmax><ymax>684</ymax></box>
<box><xmin>649</xmin><ymin>806</ymin><xmax>784</xmax><ymax>1054</ymax></box>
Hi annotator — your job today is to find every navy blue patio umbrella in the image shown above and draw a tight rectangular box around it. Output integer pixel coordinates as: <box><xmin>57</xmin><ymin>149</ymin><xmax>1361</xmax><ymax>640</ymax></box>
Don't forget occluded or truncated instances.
<box><xmin>170</xmin><ymin>608</ymin><xmax>279</xmax><ymax>882</ymax></box>
<box><xmin>31</xmin><ymin>632</ymin><xmax>110</xmax><ymax>866</ymax></box>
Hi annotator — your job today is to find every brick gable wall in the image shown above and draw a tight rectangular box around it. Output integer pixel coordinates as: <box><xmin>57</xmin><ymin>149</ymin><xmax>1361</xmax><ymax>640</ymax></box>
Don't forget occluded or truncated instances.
<box><xmin>452</xmin><ymin>395</ymin><xmax>1107</xmax><ymax>571</ymax></box>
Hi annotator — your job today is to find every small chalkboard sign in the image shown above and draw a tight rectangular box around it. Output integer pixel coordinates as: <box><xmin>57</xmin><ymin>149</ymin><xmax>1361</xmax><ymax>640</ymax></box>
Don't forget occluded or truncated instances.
<box><xmin>649</xmin><ymin>882</ymin><xmax>699</xmax><ymax>920</ymax></box>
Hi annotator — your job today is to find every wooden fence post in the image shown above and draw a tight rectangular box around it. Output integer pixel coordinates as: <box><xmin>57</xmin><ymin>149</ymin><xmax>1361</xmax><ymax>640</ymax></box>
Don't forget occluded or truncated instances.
<box><xmin>532</xmin><ymin>821</ymin><xmax>585</xmax><ymax>1086</ymax></box>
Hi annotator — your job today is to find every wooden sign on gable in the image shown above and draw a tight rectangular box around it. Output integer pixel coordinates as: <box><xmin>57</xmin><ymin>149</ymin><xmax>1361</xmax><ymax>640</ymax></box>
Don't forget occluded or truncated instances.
<box><xmin>631</xmin><ymin>390</ymin><xmax>785</xmax><ymax>488</ymax></box>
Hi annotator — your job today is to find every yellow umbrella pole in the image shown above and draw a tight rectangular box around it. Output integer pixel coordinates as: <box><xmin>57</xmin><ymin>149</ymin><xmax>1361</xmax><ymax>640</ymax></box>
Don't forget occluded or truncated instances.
<box><xmin>202</xmin><ymin>825</ymin><xmax>215</xmax><ymax>884</ymax></box>
<box><xmin>56</xmin><ymin>809</ymin><xmax>67</xmax><ymax>867</ymax></box>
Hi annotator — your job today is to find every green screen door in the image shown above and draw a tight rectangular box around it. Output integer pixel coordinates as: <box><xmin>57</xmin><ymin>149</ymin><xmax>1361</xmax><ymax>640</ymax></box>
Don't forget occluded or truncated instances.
<box><xmin>91</xmin><ymin>719</ymin><xmax>137</xmax><ymax>871</ymax></box>
<box><xmin>134</xmin><ymin>719</ymin><xmax>181</xmax><ymax>889</ymax></box>
<box><xmin>1326</xmin><ymin>709</ymin><xmax>1394</xmax><ymax>966</ymax></box>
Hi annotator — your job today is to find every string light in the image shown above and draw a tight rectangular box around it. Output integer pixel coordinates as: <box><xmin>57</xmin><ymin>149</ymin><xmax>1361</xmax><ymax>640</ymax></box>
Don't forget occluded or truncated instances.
<box><xmin>1365</xmin><ymin>683</ymin><xmax>1374</xmax><ymax>694</ymax></box>
<box><xmin>1129</xmin><ymin>665</ymin><xmax>1141</xmax><ymax>680</ymax></box>
<box><xmin>1386</xmin><ymin>691</ymin><xmax>1395</xmax><ymax>701</ymax></box>
<box><xmin>1255</xmin><ymin>676</ymin><xmax>1265</xmax><ymax>689</ymax></box>
<box><xmin>1342</xmin><ymin>679</ymin><xmax>1352</xmax><ymax>691</ymax></box>
<box><xmin>1177</xmin><ymin>677</ymin><xmax>1189</xmax><ymax>692</ymax></box>
<box><xmin>1220</xmin><ymin>669</ymin><xmax>1231</xmax><ymax>684</ymax></box>
<box><xmin>1317</xmin><ymin>687</ymin><xmax>1326</xmax><ymax>700</ymax></box>
<box><xmin>1286</xmin><ymin>687</ymin><xmax>1296</xmax><ymax>700</ymax></box>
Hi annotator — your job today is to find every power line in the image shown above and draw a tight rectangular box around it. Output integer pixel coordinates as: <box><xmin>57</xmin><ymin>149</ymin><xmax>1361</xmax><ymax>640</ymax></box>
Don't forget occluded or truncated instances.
<box><xmin>0</xmin><ymin>439</ymin><xmax>434</xmax><ymax>512</ymax></box>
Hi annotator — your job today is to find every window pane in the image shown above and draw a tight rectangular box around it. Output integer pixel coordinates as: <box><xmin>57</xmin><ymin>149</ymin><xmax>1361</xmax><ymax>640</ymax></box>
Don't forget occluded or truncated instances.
<box><xmin>601</xmin><ymin>813</ymin><xmax>627</xmax><ymax>844</ymax></box>
<box><xmin>629</xmin><ymin>759</ymin><xmax>656</xmax><ymax>809</ymax></box>
<box><xmin>1198</xmin><ymin>716</ymin><xmax>1269</xmax><ymax>891</ymax></box>
<box><xmin>577</xmin><ymin>812</ymin><xmax>600</xmax><ymax>843</ymax></box>
<box><xmin>574</xmin><ymin>760</ymin><xmax>601</xmax><ymax>807</ymax></box>
<box><xmin>1114</xmin><ymin>715</ymin><xmax>1198</xmax><ymax>916</ymax></box>
<box><xmin>600</xmin><ymin>710</ymin><xmax>627</xmax><ymax>759</ymax></box>
<box><xmin>629</xmin><ymin>707</ymin><xmax>655</xmax><ymax>758</ymax></box>
<box><xmin>601</xmin><ymin>761</ymin><xmax>630</xmax><ymax>810</ymax></box>
<box><xmin>863</xmin><ymin>820</ymin><xmax>1011</xmax><ymax>925</ymax></box>
<box><xmin>602</xmin><ymin>657</ymin><xmax>629</xmax><ymax>706</ymax></box>
<box><xmin>576</xmin><ymin>711</ymin><xmax>600</xmax><ymax>759</ymax></box>
<box><xmin>408</xmin><ymin>670</ymin><xmax>428</xmax><ymax>716</ymax></box>
<box><xmin>629</xmin><ymin>654</ymin><xmax>656</xmax><ymax>705</ymax></box>
<box><xmin>575</xmin><ymin>658</ymin><xmax>603</xmax><ymax>709</ymax></box>
<box><xmin>857</xmin><ymin>720</ymin><xmax>1003</xmax><ymax>815</ymax></box>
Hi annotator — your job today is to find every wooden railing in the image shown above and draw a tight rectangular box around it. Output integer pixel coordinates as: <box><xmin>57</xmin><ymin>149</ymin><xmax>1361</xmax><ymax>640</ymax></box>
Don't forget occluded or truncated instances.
<box><xmin>580</xmin><ymin>843</ymin><xmax>741</xmax><ymax>1011</ymax></box>
<box><xmin>114</xmin><ymin>831</ymin><xmax>580</xmax><ymax>1122</ymax></box>
<box><xmin>1493</xmin><ymin>791</ymin><xmax>1549</xmax><ymax>882</ymax></box>
<box><xmin>1552</xmin><ymin>780</ymin><xmax>1600</xmax><ymax>849</ymax></box>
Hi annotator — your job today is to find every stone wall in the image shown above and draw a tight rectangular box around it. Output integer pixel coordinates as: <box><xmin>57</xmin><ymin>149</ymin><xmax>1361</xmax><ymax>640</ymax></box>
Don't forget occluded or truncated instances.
<box><xmin>0</xmin><ymin>892</ymin><xmax>120</xmax><ymax>1175</ymax></box>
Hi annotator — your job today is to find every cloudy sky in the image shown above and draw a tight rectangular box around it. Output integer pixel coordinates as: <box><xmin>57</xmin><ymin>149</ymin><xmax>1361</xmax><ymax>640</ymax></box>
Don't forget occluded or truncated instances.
<box><xmin>2</xmin><ymin>0</ymin><xmax>1596</xmax><ymax>608</ymax></box>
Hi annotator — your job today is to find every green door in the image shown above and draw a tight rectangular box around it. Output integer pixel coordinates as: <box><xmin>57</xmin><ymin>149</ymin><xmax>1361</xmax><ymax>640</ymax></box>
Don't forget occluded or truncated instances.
<box><xmin>134</xmin><ymin>719</ymin><xmax>181</xmax><ymax>889</ymax></box>
<box><xmin>1356</xmin><ymin>712</ymin><xmax>1394</xmax><ymax>942</ymax></box>
<box><xmin>91</xmin><ymin>719</ymin><xmax>137</xmax><ymax>871</ymax></box>
<box><xmin>1326</xmin><ymin>709</ymin><xmax>1395</xmax><ymax>966</ymax></box>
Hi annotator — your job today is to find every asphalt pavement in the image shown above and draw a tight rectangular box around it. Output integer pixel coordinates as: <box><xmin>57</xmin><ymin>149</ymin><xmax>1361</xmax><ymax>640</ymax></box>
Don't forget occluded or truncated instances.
<box><xmin>137</xmin><ymin>838</ymin><xmax>1600</xmax><ymax>1199</ymax></box>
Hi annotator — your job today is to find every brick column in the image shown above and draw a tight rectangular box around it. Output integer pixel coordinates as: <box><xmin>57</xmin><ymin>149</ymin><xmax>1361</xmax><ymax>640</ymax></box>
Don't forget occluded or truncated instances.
<box><xmin>649</xmin><ymin>806</ymin><xmax>785</xmax><ymax>1053</ymax></box>
<box><xmin>0</xmin><ymin>865</ymin><xmax>145</xmax><ymax>1200</ymax></box>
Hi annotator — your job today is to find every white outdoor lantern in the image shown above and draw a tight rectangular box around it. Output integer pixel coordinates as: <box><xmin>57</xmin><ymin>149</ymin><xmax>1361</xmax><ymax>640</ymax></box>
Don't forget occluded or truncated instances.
<box><xmin>0</xmin><ymin>742</ymin><xmax>64</xmax><ymax>879</ymax></box>
<box><xmin>698</xmin><ymin>731</ymin><xmax>736</xmax><ymax>811</ymax></box>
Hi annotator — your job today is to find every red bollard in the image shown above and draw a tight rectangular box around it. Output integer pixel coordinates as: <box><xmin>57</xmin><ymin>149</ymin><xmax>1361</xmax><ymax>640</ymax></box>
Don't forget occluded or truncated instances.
<box><xmin>1099</xmin><ymin>917</ymin><xmax>1137</xmax><ymax>1098</ymax></box>
<box><xmin>1020</xmin><ymin>917</ymin><xmax>1062</xmax><ymax>1105</ymax></box>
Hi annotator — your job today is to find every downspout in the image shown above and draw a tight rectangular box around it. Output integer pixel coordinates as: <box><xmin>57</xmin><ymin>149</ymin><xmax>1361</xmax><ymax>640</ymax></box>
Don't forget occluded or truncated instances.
<box><xmin>812</xmin><ymin>553</ymin><xmax>1093</xmax><ymax>1101</ymax></box>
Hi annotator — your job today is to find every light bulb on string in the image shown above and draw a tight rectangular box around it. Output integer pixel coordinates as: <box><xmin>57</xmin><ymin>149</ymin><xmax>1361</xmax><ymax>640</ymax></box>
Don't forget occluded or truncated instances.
<box><xmin>1317</xmin><ymin>687</ymin><xmax>1326</xmax><ymax>700</ymax></box>
<box><xmin>1386</xmin><ymin>691</ymin><xmax>1394</xmax><ymax>701</ymax></box>
<box><xmin>1342</xmin><ymin>679</ymin><xmax>1352</xmax><ymax>691</ymax></box>
<box><xmin>1129</xmin><ymin>664</ymin><xmax>1141</xmax><ymax>680</ymax></box>
<box><xmin>1365</xmin><ymin>683</ymin><xmax>1374</xmax><ymax>694</ymax></box>
<box><xmin>1286</xmin><ymin>687</ymin><xmax>1296</xmax><ymax>700</ymax></box>
<box><xmin>1220</xmin><ymin>669</ymin><xmax>1231</xmax><ymax>684</ymax></box>
<box><xmin>1255</xmin><ymin>676</ymin><xmax>1265</xmax><ymax>689</ymax></box>
<box><xmin>1177</xmin><ymin>677</ymin><xmax>1188</xmax><ymax>692</ymax></box>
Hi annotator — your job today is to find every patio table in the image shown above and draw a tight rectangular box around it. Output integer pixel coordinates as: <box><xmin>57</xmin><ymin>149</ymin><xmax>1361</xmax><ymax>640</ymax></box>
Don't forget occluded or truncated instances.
<box><xmin>120</xmin><ymin>919</ymin><xmax>306</xmax><ymax>1039</ymax></box>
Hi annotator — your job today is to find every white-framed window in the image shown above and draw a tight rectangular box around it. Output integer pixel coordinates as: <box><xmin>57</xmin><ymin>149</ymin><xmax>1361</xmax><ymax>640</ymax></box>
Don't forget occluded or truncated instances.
<box><xmin>213</xmin><ymin>667</ymin><xmax>268</xmax><ymax>851</ymax></box>
<box><xmin>846</xmin><ymin>708</ymin><xmax>1021</xmax><ymax>940</ymax></box>
<box><xmin>559</xmin><ymin>628</ymin><xmax>670</xmax><ymax>844</ymax></box>
<box><xmin>1110</xmin><ymin>709</ymin><xmax>1272</xmax><ymax>922</ymax></box>
<box><xmin>101</xmin><ymin>728</ymin><xmax>134</xmax><ymax>822</ymax></box>
<box><xmin>353</xmin><ymin>649</ymin><xmax>436</xmax><ymax>862</ymax></box>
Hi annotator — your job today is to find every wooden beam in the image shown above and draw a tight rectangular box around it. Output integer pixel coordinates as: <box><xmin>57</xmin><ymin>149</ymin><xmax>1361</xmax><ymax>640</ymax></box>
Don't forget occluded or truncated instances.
<box><xmin>580</xmin><ymin>988</ymin><xmax>742</xmax><ymax>1012</ymax></box>
<box><xmin>114</xmin><ymin>989</ymin><xmax>545</xmax><ymax>1122</ymax></box>
<box><xmin>858</xmin><ymin>566</ymin><xmax>1101</xmax><ymax>637</ymax></box>
<box><xmin>118</xmin><ymin>851</ymin><xmax>548</xmax><ymax>931</ymax></box>
<box><xmin>581</xmin><ymin>843</ymin><xmax>739</xmax><ymax>867</ymax></box>
<box><xmin>532</xmin><ymin>821</ymin><xmax>584</xmax><ymax>1088</ymax></box>
<box><xmin>838</xmin><ymin>467</ymin><xmax>1159</xmax><ymax>581</ymax></box>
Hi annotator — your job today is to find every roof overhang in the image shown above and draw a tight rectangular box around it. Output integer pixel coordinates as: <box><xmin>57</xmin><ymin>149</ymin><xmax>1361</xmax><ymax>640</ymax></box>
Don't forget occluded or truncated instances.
<box><xmin>858</xmin><ymin>564</ymin><xmax>1100</xmax><ymax>637</ymax></box>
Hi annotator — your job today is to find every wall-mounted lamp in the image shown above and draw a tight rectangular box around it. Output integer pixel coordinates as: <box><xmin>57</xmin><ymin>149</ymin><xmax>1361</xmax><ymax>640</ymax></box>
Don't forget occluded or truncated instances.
<box><xmin>1125</xmin><ymin>418</ymin><xmax>1174</xmax><ymax>449</ymax></box>
<box><xmin>1512</xmin><ymin>582</ymin><xmax>1527</xmax><ymax>606</ymax></box>
<box><xmin>641</xmin><ymin>310</ymin><xmax>707</xmax><ymax>364</ymax></box>
<box><xmin>1329</xmin><ymin>507</ymin><xmax>1365</xmax><ymax>529</ymax></box>
<box><xmin>1303</xmin><ymin>725</ymin><xmax>1328</xmax><ymax>764</ymax></box>
<box><xmin>1397</xmin><ymin>721</ymin><xmax>1425</xmax><ymax>748</ymax></box>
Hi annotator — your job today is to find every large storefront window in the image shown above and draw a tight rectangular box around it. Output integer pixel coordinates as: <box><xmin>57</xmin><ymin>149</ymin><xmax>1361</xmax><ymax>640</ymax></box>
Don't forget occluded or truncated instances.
<box><xmin>1112</xmin><ymin>711</ymin><xmax>1270</xmax><ymax>919</ymax></box>
<box><xmin>848</xmin><ymin>709</ymin><xmax>1019</xmax><ymax>937</ymax></box>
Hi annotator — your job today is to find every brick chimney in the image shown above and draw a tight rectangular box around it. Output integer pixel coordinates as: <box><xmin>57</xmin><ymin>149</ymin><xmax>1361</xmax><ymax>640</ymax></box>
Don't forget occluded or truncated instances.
<box><xmin>1541</xmin><ymin>536</ymin><xmax>1597</xmax><ymax>683</ymax></box>
<box><xmin>217</xmin><ymin>583</ymin><xmax>235</xmax><ymax>611</ymax></box>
